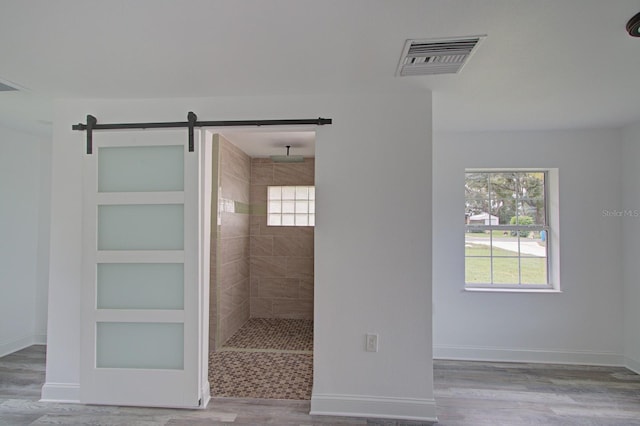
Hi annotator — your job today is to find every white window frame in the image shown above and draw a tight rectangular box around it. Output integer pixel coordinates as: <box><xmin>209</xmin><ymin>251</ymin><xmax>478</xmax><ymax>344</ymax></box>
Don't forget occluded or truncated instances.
<box><xmin>464</xmin><ymin>168</ymin><xmax>560</xmax><ymax>293</ymax></box>
<box><xmin>267</xmin><ymin>185</ymin><xmax>315</xmax><ymax>227</ymax></box>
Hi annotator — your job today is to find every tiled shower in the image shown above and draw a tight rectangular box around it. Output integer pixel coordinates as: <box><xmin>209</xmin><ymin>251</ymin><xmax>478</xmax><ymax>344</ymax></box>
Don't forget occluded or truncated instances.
<box><xmin>209</xmin><ymin>134</ymin><xmax>314</xmax><ymax>350</ymax></box>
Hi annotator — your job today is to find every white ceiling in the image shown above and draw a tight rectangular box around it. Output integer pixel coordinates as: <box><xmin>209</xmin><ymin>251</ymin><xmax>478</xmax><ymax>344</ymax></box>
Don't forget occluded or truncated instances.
<box><xmin>220</xmin><ymin>131</ymin><xmax>315</xmax><ymax>157</ymax></box>
<box><xmin>1</xmin><ymin>0</ymin><xmax>640</xmax><ymax>139</ymax></box>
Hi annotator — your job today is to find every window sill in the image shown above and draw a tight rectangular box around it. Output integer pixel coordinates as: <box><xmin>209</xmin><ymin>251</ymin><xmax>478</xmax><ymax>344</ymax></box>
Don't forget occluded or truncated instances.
<box><xmin>464</xmin><ymin>286</ymin><xmax>562</xmax><ymax>294</ymax></box>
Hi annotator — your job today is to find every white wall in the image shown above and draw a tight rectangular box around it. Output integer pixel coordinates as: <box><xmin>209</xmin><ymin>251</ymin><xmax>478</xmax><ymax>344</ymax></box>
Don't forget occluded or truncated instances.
<box><xmin>433</xmin><ymin>129</ymin><xmax>624</xmax><ymax>365</ymax></box>
<box><xmin>622</xmin><ymin>121</ymin><xmax>640</xmax><ymax>373</ymax></box>
<box><xmin>0</xmin><ymin>125</ymin><xmax>50</xmax><ymax>357</ymax></box>
<box><xmin>43</xmin><ymin>93</ymin><xmax>436</xmax><ymax>421</ymax></box>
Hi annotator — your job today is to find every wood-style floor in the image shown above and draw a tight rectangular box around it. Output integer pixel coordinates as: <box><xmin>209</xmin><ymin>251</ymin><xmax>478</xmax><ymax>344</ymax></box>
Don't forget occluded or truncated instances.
<box><xmin>3</xmin><ymin>345</ymin><xmax>640</xmax><ymax>425</ymax></box>
<box><xmin>435</xmin><ymin>359</ymin><xmax>640</xmax><ymax>425</ymax></box>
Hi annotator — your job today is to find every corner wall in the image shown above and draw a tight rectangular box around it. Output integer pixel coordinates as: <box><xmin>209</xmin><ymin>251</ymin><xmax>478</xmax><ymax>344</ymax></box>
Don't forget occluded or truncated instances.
<box><xmin>0</xmin><ymin>125</ymin><xmax>50</xmax><ymax>357</ymax></box>
<box><xmin>433</xmin><ymin>129</ymin><xmax>624</xmax><ymax>365</ymax></box>
<box><xmin>622</xmin><ymin>121</ymin><xmax>640</xmax><ymax>373</ymax></box>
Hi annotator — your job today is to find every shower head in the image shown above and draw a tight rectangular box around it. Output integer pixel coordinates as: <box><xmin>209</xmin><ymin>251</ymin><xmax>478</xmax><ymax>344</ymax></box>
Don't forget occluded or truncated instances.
<box><xmin>270</xmin><ymin>145</ymin><xmax>304</xmax><ymax>163</ymax></box>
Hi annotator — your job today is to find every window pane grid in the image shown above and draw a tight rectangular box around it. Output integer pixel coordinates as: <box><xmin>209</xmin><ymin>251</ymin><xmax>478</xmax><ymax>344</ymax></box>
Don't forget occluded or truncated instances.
<box><xmin>267</xmin><ymin>185</ymin><xmax>315</xmax><ymax>227</ymax></box>
<box><xmin>465</xmin><ymin>171</ymin><xmax>549</xmax><ymax>287</ymax></box>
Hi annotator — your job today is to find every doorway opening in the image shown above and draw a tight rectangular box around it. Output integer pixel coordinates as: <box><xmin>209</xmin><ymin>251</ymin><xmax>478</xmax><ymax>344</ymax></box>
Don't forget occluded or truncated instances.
<box><xmin>206</xmin><ymin>130</ymin><xmax>315</xmax><ymax>400</ymax></box>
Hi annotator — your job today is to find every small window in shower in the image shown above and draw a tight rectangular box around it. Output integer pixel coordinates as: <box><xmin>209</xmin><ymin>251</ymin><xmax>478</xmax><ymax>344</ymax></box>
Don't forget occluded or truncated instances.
<box><xmin>267</xmin><ymin>186</ymin><xmax>315</xmax><ymax>226</ymax></box>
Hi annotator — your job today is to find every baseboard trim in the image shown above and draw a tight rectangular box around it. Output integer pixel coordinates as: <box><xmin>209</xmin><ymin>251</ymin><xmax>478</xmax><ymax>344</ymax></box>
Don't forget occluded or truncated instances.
<box><xmin>434</xmin><ymin>345</ymin><xmax>623</xmax><ymax>366</ymax></box>
<box><xmin>625</xmin><ymin>356</ymin><xmax>640</xmax><ymax>374</ymax></box>
<box><xmin>0</xmin><ymin>334</ymin><xmax>47</xmax><ymax>358</ymax></box>
<box><xmin>40</xmin><ymin>382</ymin><xmax>81</xmax><ymax>403</ymax></box>
<box><xmin>310</xmin><ymin>393</ymin><xmax>437</xmax><ymax>422</ymax></box>
<box><xmin>32</xmin><ymin>333</ymin><xmax>47</xmax><ymax>345</ymax></box>
<box><xmin>200</xmin><ymin>381</ymin><xmax>211</xmax><ymax>408</ymax></box>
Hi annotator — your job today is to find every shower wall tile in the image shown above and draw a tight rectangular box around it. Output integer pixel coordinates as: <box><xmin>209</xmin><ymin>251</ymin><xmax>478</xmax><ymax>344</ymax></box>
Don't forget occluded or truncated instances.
<box><xmin>220</xmin><ymin>212</ymin><xmax>249</xmax><ymax>238</ymax></box>
<box><xmin>252</xmin><ymin>157</ymin><xmax>272</xmax><ymax>163</ymax></box>
<box><xmin>220</xmin><ymin>236</ymin><xmax>249</xmax><ymax>265</ymax></box>
<box><xmin>286</xmin><ymin>257</ymin><xmax>314</xmax><ymax>279</ymax></box>
<box><xmin>250</xmin><ymin>215</ymin><xmax>262</xmax><ymax>236</ymax></box>
<box><xmin>249</xmin><ymin>158</ymin><xmax>314</xmax><ymax>320</ymax></box>
<box><xmin>209</xmin><ymin>290</ymin><xmax>217</xmax><ymax>349</ymax></box>
<box><xmin>299</xmin><ymin>278</ymin><xmax>314</xmax><ymax>300</ymax></box>
<box><xmin>255</xmin><ymin>221</ymin><xmax>314</xmax><ymax>238</ymax></box>
<box><xmin>232</xmin><ymin>278</ymin><xmax>250</xmax><ymax>306</ymax></box>
<box><xmin>250</xmin><ymin>236</ymin><xmax>274</xmax><ymax>256</ymax></box>
<box><xmin>220</xmin><ymin>259</ymin><xmax>249</xmax><ymax>291</ymax></box>
<box><xmin>250</xmin><ymin>162</ymin><xmax>274</xmax><ymax>185</ymax></box>
<box><xmin>250</xmin><ymin>256</ymin><xmax>287</xmax><ymax>278</ymax></box>
<box><xmin>209</xmin><ymin>232</ymin><xmax>218</xmax><ymax>350</ymax></box>
<box><xmin>250</xmin><ymin>184</ymin><xmax>268</xmax><ymax>205</ymax></box>
<box><xmin>220</xmin><ymin>288</ymin><xmax>234</xmax><ymax>318</ymax></box>
<box><xmin>250</xmin><ymin>297</ymin><xmax>273</xmax><ymax>318</ymax></box>
<box><xmin>273</xmin><ymin>299</ymin><xmax>314</xmax><ymax>319</ymax></box>
<box><xmin>213</xmin><ymin>135</ymin><xmax>251</xmax><ymax>347</ymax></box>
<box><xmin>222</xmin><ymin>171</ymin><xmax>250</xmax><ymax>204</ymax></box>
<box><xmin>273</xmin><ymin>236</ymin><xmax>314</xmax><ymax>257</ymax></box>
<box><xmin>258</xmin><ymin>277</ymin><xmax>299</xmax><ymax>299</ymax></box>
<box><xmin>273</xmin><ymin>160</ymin><xmax>315</xmax><ymax>186</ymax></box>
<box><xmin>250</xmin><ymin>275</ymin><xmax>260</xmax><ymax>297</ymax></box>
<box><xmin>222</xmin><ymin>300</ymin><xmax>250</xmax><ymax>343</ymax></box>
<box><xmin>220</xmin><ymin>139</ymin><xmax>251</xmax><ymax>182</ymax></box>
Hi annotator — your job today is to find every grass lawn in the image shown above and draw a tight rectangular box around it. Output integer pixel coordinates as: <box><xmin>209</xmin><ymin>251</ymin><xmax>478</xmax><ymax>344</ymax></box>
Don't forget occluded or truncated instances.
<box><xmin>465</xmin><ymin>243</ymin><xmax>547</xmax><ymax>284</ymax></box>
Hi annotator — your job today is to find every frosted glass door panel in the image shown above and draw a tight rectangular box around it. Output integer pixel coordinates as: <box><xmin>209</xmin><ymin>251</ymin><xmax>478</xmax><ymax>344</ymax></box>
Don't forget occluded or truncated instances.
<box><xmin>98</xmin><ymin>146</ymin><xmax>184</xmax><ymax>192</ymax></box>
<box><xmin>98</xmin><ymin>204</ymin><xmax>184</xmax><ymax>250</ymax></box>
<box><xmin>96</xmin><ymin>322</ymin><xmax>184</xmax><ymax>369</ymax></box>
<box><xmin>97</xmin><ymin>264</ymin><xmax>184</xmax><ymax>310</ymax></box>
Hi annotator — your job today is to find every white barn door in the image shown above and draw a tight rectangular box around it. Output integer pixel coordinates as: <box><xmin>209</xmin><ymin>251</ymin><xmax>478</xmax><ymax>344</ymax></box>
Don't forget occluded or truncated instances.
<box><xmin>80</xmin><ymin>129</ymin><xmax>202</xmax><ymax>407</ymax></box>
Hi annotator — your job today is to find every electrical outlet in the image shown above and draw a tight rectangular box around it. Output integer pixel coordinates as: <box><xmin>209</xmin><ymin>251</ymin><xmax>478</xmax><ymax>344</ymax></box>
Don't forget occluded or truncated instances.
<box><xmin>366</xmin><ymin>333</ymin><xmax>378</xmax><ymax>352</ymax></box>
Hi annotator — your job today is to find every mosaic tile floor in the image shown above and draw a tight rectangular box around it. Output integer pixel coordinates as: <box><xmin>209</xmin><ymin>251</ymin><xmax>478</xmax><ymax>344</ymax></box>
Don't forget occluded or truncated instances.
<box><xmin>223</xmin><ymin>318</ymin><xmax>313</xmax><ymax>351</ymax></box>
<box><xmin>209</xmin><ymin>351</ymin><xmax>313</xmax><ymax>400</ymax></box>
<box><xmin>210</xmin><ymin>318</ymin><xmax>314</xmax><ymax>400</ymax></box>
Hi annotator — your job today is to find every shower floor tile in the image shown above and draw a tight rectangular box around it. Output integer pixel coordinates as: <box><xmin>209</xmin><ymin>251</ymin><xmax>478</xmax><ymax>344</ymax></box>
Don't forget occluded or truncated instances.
<box><xmin>209</xmin><ymin>351</ymin><xmax>313</xmax><ymax>400</ymax></box>
<box><xmin>222</xmin><ymin>318</ymin><xmax>313</xmax><ymax>352</ymax></box>
<box><xmin>210</xmin><ymin>318</ymin><xmax>314</xmax><ymax>400</ymax></box>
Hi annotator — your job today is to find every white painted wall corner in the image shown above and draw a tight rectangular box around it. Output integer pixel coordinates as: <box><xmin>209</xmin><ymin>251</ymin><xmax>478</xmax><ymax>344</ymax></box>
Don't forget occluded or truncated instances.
<box><xmin>0</xmin><ymin>334</ymin><xmax>46</xmax><ymax>358</ymax></box>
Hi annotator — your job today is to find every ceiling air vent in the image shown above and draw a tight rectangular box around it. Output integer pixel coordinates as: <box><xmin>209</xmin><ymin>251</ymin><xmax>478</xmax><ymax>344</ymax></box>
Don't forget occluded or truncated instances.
<box><xmin>396</xmin><ymin>35</ymin><xmax>485</xmax><ymax>76</ymax></box>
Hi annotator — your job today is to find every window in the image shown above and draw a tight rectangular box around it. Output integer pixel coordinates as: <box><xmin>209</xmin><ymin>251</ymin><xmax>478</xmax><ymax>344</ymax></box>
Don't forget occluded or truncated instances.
<box><xmin>465</xmin><ymin>170</ymin><xmax>556</xmax><ymax>289</ymax></box>
<box><xmin>268</xmin><ymin>186</ymin><xmax>315</xmax><ymax>226</ymax></box>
